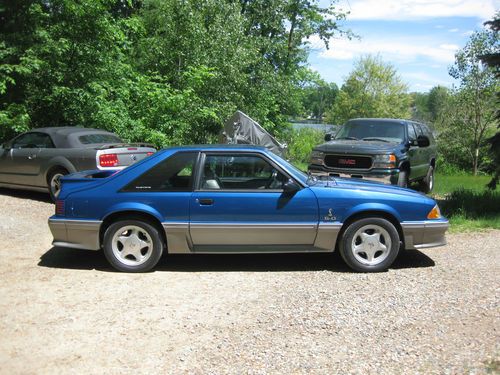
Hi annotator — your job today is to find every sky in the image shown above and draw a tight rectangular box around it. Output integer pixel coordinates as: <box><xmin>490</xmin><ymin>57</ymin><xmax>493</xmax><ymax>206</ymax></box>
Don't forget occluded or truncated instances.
<box><xmin>308</xmin><ymin>0</ymin><xmax>499</xmax><ymax>92</ymax></box>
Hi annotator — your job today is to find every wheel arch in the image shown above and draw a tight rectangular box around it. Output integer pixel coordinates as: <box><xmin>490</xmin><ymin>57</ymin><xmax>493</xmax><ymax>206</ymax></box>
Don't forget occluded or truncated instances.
<box><xmin>337</xmin><ymin>209</ymin><xmax>405</xmax><ymax>251</ymax></box>
<box><xmin>99</xmin><ymin>210</ymin><xmax>167</xmax><ymax>251</ymax></box>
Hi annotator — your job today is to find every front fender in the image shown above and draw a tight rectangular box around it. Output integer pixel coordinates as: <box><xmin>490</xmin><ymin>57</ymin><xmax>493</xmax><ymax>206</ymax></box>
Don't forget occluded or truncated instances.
<box><xmin>343</xmin><ymin>202</ymin><xmax>402</xmax><ymax>223</ymax></box>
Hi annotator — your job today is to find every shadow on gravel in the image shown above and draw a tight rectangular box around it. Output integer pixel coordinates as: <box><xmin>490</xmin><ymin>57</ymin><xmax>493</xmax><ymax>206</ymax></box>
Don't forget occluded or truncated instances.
<box><xmin>38</xmin><ymin>247</ymin><xmax>435</xmax><ymax>273</ymax></box>
<box><xmin>0</xmin><ymin>187</ymin><xmax>52</xmax><ymax>203</ymax></box>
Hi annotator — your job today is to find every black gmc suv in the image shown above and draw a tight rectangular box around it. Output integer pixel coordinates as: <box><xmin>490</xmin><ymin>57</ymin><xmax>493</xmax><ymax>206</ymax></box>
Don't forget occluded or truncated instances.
<box><xmin>308</xmin><ymin>118</ymin><xmax>437</xmax><ymax>193</ymax></box>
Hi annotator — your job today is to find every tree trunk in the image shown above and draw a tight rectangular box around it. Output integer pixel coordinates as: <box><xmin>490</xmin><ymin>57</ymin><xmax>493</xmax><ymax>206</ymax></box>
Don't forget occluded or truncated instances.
<box><xmin>473</xmin><ymin>147</ymin><xmax>479</xmax><ymax>176</ymax></box>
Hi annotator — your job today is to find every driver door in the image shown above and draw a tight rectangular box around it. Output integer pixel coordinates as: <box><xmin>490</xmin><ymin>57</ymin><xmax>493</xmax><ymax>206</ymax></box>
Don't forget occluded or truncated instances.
<box><xmin>189</xmin><ymin>152</ymin><xmax>319</xmax><ymax>252</ymax></box>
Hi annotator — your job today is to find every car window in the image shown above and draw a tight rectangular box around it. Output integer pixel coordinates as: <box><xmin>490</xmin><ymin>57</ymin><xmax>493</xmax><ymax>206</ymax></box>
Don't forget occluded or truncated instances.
<box><xmin>201</xmin><ymin>154</ymin><xmax>288</xmax><ymax>190</ymax></box>
<box><xmin>413</xmin><ymin>123</ymin><xmax>423</xmax><ymax>136</ymax></box>
<box><xmin>407</xmin><ymin>123</ymin><xmax>417</xmax><ymax>141</ymax></box>
<box><xmin>122</xmin><ymin>152</ymin><xmax>197</xmax><ymax>192</ymax></box>
<box><xmin>78</xmin><ymin>133</ymin><xmax>122</xmax><ymax>144</ymax></box>
<box><xmin>12</xmin><ymin>132</ymin><xmax>54</xmax><ymax>149</ymax></box>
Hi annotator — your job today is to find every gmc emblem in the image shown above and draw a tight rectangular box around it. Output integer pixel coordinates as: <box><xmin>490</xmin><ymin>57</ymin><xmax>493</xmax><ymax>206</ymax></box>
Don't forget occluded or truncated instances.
<box><xmin>338</xmin><ymin>158</ymin><xmax>356</xmax><ymax>165</ymax></box>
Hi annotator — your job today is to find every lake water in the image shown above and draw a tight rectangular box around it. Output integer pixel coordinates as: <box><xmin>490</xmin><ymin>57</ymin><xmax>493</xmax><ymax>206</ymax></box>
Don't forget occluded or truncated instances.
<box><xmin>291</xmin><ymin>122</ymin><xmax>339</xmax><ymax>133</ymax></box>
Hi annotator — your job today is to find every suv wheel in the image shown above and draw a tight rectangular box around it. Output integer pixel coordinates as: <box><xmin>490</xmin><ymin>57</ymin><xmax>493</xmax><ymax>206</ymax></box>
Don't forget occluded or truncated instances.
<box><xmin>397</xmin><ymin>170</ymin><xmax>408</xmax><ymax>188</ymax></box>
<box><xmin>420</xmin><ymin>166</ymin><xmax>434</xmax><ymax>194</ymax></box>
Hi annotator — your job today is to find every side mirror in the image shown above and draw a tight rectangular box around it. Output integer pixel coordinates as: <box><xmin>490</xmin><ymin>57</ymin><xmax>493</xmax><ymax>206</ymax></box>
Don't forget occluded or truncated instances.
<box><xmin>283</xmin><ymin>179</ymin><xmax>300</xmax><ymax>194</ymax></box>
<box><xmin>417</xmin><ymin>135</ymin><xmax>430</xmax><ymax>148</ymax></box>
<box><xmin>324</xmin><ymin>133</ymin><xmax>332</xmax><ymax>142</ymax></box>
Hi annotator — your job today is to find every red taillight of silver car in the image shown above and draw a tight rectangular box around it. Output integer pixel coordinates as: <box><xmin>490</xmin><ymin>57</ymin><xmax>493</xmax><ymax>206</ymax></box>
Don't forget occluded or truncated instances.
<box><xmin>99</xmin><ymin>153</ymin><xmax>119</xmax><ymax>167</ymax></box>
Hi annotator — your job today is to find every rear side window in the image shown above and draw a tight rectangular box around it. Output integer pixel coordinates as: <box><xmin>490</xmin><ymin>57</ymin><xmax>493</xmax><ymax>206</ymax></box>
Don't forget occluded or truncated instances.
<box><xmin>79</xmin><ymin>133</ymin><xmax>122</xmax><ymax>144</ymax></box>
<box><xmin>122</xmin><ymin>152</ymin><xmax>198</xmax><ymax>192</ymax></box>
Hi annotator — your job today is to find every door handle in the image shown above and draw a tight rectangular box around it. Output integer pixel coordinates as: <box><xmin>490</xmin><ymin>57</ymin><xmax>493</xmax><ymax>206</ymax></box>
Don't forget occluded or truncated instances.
<box><xmin>28</xmin><ymin>154</ymin><xmax>37</xmax><ymax>160</ymax></box>
<box><xmin>197</xmin><ymin>198</ymin><xmax>214</xmax><ymax>206</ymax></box>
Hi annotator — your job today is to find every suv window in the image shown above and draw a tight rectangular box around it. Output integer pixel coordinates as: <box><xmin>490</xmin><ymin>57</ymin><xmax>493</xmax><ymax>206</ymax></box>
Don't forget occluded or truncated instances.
<box><xmin>122</xmin><ymin>152</ymin><xmax>197</xmax><ymax>192</ymax></box>
<box><xmin>201</xmin><ymin>154</ymin><xmax>287</xmax><ymax>190</ymax></box>
<box><xmin>12</xmin><ymin>132</ymin><xmax>54</xmax><ymax>148</ymax></box>
<box><xmin>407</xmin><ymin>123</ymin><xmax>417</xmax><ymax>141</ymax></box>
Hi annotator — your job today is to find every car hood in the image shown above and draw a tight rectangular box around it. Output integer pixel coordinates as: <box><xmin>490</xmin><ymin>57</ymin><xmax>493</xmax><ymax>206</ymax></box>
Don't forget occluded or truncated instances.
<box><xmin>311</xmin><ymin>177</ymin><xmax>428</xmax><ymax>199</ymax></box>
<box><xmin>314</xmin><ymin>140</ymin><xmax>403</xmax><ymax>154</ymax></box>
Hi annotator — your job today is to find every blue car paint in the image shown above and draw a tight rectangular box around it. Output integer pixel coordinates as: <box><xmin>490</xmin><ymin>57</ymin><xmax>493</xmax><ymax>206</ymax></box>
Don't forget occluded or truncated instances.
<box><xmin>54</xmin><ymin>145</ymin><xmax>444</xmax><ymax>229</ymax></box>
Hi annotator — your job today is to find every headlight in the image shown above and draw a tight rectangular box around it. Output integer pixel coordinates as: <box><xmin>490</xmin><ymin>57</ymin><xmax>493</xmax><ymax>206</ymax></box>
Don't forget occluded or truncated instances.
<box><xmin>372</xmin><ymin>154</ymin><xmax>396</xmax><ymax>168</ymax></box>
<box><xmin>427</xmin><ymin>204</ymin><xmax>442</xmax><ymax>219</ymax></box>
<box><xmin>310</xmin><ymin>150</ymin><xmax>325</xmax><ymax>165</ymax></box>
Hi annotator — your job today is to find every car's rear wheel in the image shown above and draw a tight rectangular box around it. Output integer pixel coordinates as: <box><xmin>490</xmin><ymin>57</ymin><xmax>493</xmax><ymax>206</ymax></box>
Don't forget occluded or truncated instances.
<box><xmin>103</xmin><ymin>220</ymin><xmax>164</xmax><ymax>272</ymax></box>
<box><xmin>339</xmin><ymin>217</ymin><xmax>400</xmax><ymax>272</ymax></box>
<box><xmin>47</xmin><ymin>168</ymin><xmax>68</xmax><ymax>202</ymax></box>
<box><xmin>420</xmin><ymin>165</ymin><xmax>434</xmax><ymax>194</ymax></box>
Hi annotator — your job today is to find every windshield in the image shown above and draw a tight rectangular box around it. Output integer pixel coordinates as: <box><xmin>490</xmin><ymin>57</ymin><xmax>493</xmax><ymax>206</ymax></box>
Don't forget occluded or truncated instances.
<box><xmin>266</xmin><ymin>152</ymin><xmax>309</xmax><ymax>184</ymax></box>
<box><xmin>335</xmin><ymin>120</ymin><xmax>405</xmax><ymax>143</ymax></box>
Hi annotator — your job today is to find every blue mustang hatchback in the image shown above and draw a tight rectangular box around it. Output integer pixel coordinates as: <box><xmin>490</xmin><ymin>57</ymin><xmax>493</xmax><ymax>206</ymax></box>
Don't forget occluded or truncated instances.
<box><xmin>48</xmin><ymin>145</ymin><xmax>448</xmax><ymax>273</ymax></box>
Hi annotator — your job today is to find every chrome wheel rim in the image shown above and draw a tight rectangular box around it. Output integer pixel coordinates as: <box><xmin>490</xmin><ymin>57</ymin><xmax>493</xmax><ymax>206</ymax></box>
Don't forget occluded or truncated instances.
<box><xmin>50</xmin><ymin>173</ymin><xmax>64</xmax><ymax>198</ymax></box>
<box><xmin>111</xmin><ymin>225</ymin><xmax>153</xmax><ymax>266</ymax></box>
<box><xmin>428</xmin><ymin>170</ymin><xmax>434</xmax><ymax>191</ymax></box>
<box><xmin>351</xmin><ymin>224</ymin><xmax>392</xmax><ymax>266</ymax></box>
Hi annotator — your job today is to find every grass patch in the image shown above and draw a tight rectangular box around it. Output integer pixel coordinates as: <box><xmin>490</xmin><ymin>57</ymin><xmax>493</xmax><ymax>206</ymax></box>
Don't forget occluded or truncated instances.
<box><xmin>433</xmin><ymin>173</ymin><xmax>491</xmax><ymax>195</ymax></box>
<box><xmin>433</xmin><ymin>175</ymin><xmax>500</xmax><ymax>232</ymax></box>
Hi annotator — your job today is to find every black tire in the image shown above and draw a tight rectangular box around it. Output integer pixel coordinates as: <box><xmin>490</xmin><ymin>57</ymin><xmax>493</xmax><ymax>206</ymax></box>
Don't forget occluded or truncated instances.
<box><xmin>339</xmin><ymin>217</ymin><xmax>400</xmax><ymax>272</ymax></box>
<box><xmin>103</xmin><ymin>219</ymin><xmax>164</xmax><ymax>272</ymax></box>
<box><xmin>47</xmin><ymin>168</ymin><xmax>68</xmax><ymax>202</ymax></box>
<box><xmin>397</xmin><ymin>169</ymin><xmax>409</xmax><ymax>188</ymax></box>
<box><xmin>420</xmin><ymin>166</ymin><xmax>434</xmax><ymax>194</ymax></box>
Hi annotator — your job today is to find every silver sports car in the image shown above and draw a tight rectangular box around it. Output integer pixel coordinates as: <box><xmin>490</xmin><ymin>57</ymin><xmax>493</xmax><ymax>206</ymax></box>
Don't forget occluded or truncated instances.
<box><xmin>0</xmin><ymin>127</ymin><xmax>156</xmax><ymax>200</ymax></box>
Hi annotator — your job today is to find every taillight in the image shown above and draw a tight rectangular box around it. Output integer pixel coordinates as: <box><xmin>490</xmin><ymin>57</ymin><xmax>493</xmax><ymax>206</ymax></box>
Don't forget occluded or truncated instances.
<box><xmin>55</xmin><ymin>200</ymin><xmax>65</xmax><ymax>215</ymax></box>
<box><xmin>146</xmin><ymin>152</ymin><xmax>154</xmax><ymax>156</ymax></box>
<box><xmin>99</xmin><ymin>153</ymin><xmax>119</xmax><ymax>167</ymax></box>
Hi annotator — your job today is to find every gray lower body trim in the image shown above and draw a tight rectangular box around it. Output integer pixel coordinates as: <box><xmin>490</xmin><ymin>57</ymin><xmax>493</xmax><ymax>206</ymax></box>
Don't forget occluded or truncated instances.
<box><xmin>48</xmin><ymin>218</ymin><xmax>102</xmax><ymax>250</ymax></box>
<box><xmin>401</xmin><ymin>220</ymin><xmax>449</xmax><ymax>250</ymax></box>
<box><xmin>189</xmin><ymin>222</ymin><xmax>318</xmax><ymax>249</ymax></box>
<box><xmin>163</xmin><ymin>221</ymin><xmax>341</xmax><ymax>254</ymax></box>
<box><xmin>162</xmin><ymin>222</ymin><xmax>192</xmax><ymax>254</ymax></box>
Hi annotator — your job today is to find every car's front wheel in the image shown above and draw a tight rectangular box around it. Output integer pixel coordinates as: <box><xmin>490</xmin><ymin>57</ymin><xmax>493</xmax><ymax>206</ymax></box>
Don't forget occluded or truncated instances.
<box><xmin>103</xmin><ymin>219</ymin><xmax>164</xmax><ymax>272</ymax></box>
<box><xmin>339</xmin><ymin>217</ymin><xmax>400</xmax><ymax>272</ymax></box>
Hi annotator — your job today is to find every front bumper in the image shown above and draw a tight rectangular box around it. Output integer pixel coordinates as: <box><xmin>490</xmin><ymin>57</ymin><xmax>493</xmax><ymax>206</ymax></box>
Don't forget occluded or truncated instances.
<box><xmin>401</xmin><ymin>220</ymin><xmax>449</xmax><ymax>250</ymax></box>
<box><xmin>308</xmin><ymin>164</ymin><xmax>400</xmax><ymax>185</ymax></box>
<box><xmin>48</xmin><ymin>217</ymin><xmax>102</xmax><ymax>250</ymax></box>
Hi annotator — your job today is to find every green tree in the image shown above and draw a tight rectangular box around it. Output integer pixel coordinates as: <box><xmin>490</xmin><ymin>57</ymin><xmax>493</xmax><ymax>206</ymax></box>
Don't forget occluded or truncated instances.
<box><xmin>438</xmin><ymin>27</ymin><xmax>499</xmax><ymax>175</ymax></box>
<box><xmin>328</xmin><ymin>55</ymin><xmax>411</xmax><ymax>124</ymax></box>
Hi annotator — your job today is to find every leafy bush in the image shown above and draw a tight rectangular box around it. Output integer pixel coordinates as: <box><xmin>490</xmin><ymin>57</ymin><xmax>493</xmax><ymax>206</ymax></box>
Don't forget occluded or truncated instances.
<box><xmin>284</xmin><ymin>127</ymin><xmax>324</xmax><ymax>165</ymax></box>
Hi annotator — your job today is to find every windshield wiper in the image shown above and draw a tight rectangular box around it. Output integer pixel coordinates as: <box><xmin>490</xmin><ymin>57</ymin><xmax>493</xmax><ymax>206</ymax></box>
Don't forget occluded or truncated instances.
<box><xmin>336</xmin><ymin>136</ymin><xmax>358</xmax><ymax>140</ymax></box>
<box><xmin>362</xmin><ymin>137</ymin><xmax>391</xmax><ymax>143</ymax></box>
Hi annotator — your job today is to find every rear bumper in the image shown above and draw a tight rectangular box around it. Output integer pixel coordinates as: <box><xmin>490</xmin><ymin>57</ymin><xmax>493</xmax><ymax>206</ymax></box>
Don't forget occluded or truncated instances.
<box><xmin>308</xmin><ymin>164</ymin><xmax>400</xmax><ymax>185</ymax></box>
<box><xmin>401</xmin><ymin>220</ymin><xmax>449</xmax><ymax>250</ymax></box>
<box><xmin>48</xmin><ymin>217</ymin><xmax>102</xmax><ymax>250</ymax></box>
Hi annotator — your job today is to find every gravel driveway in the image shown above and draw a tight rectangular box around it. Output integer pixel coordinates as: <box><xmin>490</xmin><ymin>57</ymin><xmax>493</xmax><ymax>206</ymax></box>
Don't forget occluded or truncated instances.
<box><xmin>0</xmin><ymin>189</ymin><xmax>498</xmax><ymax>374</ymax></box>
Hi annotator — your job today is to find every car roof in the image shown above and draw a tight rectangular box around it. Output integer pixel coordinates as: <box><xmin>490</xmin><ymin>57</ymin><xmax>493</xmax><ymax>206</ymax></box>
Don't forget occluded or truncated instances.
<box><xmin>160</xmin><ymin>144</ymin><xmax>269</xmax><ymax>153</ymax></box>
<box><xmin>348</xmin><ymin>118</ymin><xmax>409</xmax><ymax>124</ymax></box>
<box><xmin>28</xmin><ymin>127</ymin><xmax>119</xmax><ymax>148</ymax></box>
